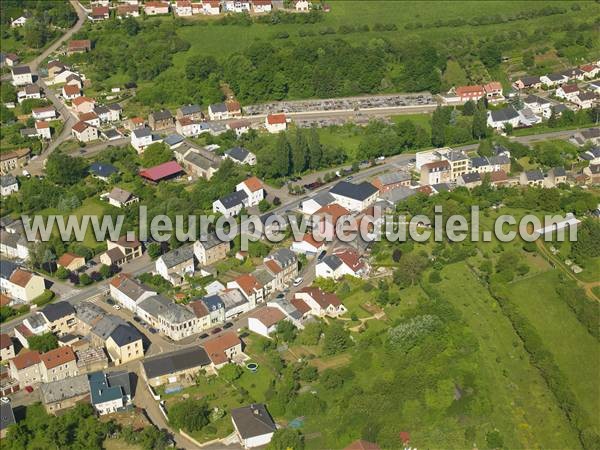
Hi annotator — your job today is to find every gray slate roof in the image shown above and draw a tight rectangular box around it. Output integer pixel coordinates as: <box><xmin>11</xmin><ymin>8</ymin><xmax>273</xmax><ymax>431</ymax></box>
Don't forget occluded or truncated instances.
<box><xmin>0</xmin><ymin>401</ymin><xmax>16</xmax><ymax>432</ymax></box>
<box><xmin>490</xmin><ymin>106</ymin><xmax>519</xmax><ymax>122</ymax></box>
<box><xmin>330</xmin><ymin>181</ymin><xmax>378</xmax><ymax>201</ymax></box>
<box><xmin>142</xmin><ymin>346</ymin><xmax>210</xmax><ymax>379</ymax></box>
<box><xmin>461</xmin><ymin>172</ymin><xmax>481</xmax><ymax>184</ymax></box>
<box><xmin>225</xmin><ymin>146</ymin><xmax>250</xmax><ymax>162</ymax></box>
<box><xmin>109</xmin><ymin>324</ymin><xmax>143</xmax><ymax>347</ymax></box>
<box><xmin>197</xmin><ymin>232</ymin><xmax>227</xmax><ymax>250</ymax></box>
<box><xmin>41</xmin><ymin>301</ymin><xmax>75</xmax><ymax>322</ymax></box>
<box><xmin>0</xmin><ymin>175</ymin><xmax>18</xmax><ymax>188</ymax></box>
<box><xmin>209</xmin><ymin>103</ymin><xmax>227</xmax><ymax>113</ymax></box>
<box><xmin>40</xmin><ymin>374</ymin><xmax>89</xmax><ymax>404</ymax></box>
<box><xmin>160</xmin><ymin>244</ymin><xmax>194</xmax><ymax>268</ymax></box>
<box><xmin>150</xmin><ymin>110</ymin><xmax>173</xmax><ymax>121</ymax></box>
<box><xmin>231</xmin><ymin>404</ymin><xmax>276</xmax><ymax>439</ymax></box>
<box><xmin>217</xmin><ymin>190</ymin><xmax>248</xmax><ymax>209</ymax></box>
<box><xmin>138</xmin><ymin>295</ymin><xmax>195</xmax><ymax>324</ymax></box>
<box><xmin>133</xmin><ymin>127</ymin><xmax>152</xmax><ymax>138</ymax></box>
<box><xmin>377</xmin><ymin>172</ymin><xmax>411</xmax><ymax>185</ymax></box>
<box><xmin>179</xmin><ymin>104</ymin><xmax>201</xmax><ymax>116</ymax></box>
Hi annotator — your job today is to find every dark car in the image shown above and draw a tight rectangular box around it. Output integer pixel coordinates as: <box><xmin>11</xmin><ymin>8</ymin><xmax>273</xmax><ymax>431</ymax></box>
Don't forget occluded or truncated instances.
<box><xmin>106</xmin><ymin>298</ymin><xmax>115</xmax><ymax>305</ymax></box>
<box><xmin>317</xmin><ymin>250</ymin><xmax>327</xmax><ymax>262</ymax></box>
<box><xmin>199</xmin><ymin>333</ymin><xmax>209</xmax><ymax>339</ymax></box>
<box><xmin>223</xmin><ymin>322</ymin><xmax>233</xmax><ymax>329</ymax></box>
<box><xmin>148</xmin><ymin>327</ymin><xmax>157</xmax><ymax>334</ymax></box>
<box><xmin>211</xmin><ymin>327</ymin><xmax>222</xmax><ymax>335</ymax></box>
<box><xmin>133</xmin><ymin>316</ymin><xmax>141</xmax><ymax>323</ymax></box>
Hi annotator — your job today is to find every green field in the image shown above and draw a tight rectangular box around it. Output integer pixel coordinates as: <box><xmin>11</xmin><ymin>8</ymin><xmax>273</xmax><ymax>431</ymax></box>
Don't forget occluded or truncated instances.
<box><xmin>507</xmin><ymin>271</ymin><xmax>600</xmax><ymax>433</ymax></box>
<box><xmin>435</xmin><ymin>263</ymin><xmax>581</xmax><ymax>449</ymax></box>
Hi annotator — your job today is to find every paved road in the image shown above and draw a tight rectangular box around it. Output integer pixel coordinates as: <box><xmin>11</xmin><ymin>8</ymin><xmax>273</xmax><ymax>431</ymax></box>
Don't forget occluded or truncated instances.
<box><xmin>22</xmin><ymin>0</ymin><xmax>87</xmax><ymax>175</ymax></box>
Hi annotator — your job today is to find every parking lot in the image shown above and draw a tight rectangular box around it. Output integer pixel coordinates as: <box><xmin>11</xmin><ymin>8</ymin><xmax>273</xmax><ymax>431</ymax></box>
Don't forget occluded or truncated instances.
<box><xmin>243</xmin><ymin>92</ymin><xmax>435</xmax><ymax>116</ymax></box>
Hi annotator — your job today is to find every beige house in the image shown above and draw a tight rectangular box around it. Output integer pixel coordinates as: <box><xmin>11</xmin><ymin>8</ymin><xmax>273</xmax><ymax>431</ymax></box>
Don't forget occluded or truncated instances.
<box><xmin>202</xmin><ymin>331</ymin><xmax>243</xmax><ymax>369</ymax></box>
<box><xmin>105</xmin><ymin>324</ymin><xmax>144</xmax><ymax>366</ymax></box>
<box><xmin>141</xmin><ymin>346</ymin><xmax>211</xmax><ymax>387</ymax></box>
<box><xmin>40</xmin><ymin>374</ymin><xmax>90</xmax><ymax>415</ymax></box>
<box><xmin>0</xmin><ymin>147</ymin><xmax>30</xmax><ymax>175</ymax></box>
<box><xmin>8</xmin><ymin>351</ymin><xmax>42</xmax><ymax>385</ymax></box>
<box><xmin>1</xmin><ymin>263</ymin><xmax>46</xmax><ymax>303</ymax></box>
<box><xmin>101</xmin><ymin>236</ymin><xmax>143</xmax><ymax>267</ymax></box>
<box><xmin>107</xmin><ymin>187</ymin><xmax>138</xmax><ymax>208</ymax></box>
<box><xmin>39</xmin><ymin>346</ymin><xmax>78</xmax><ymax>383</ymax></box>
<box><xmin>39</xmin><ymin>302</ymin><xmax>77</xmax><ymax>336</ymax></box>
<box><xmin>0</xmin><ymin>333</ymin><xmax>15</xmax><ymax>361</ymax></box>
<box><xmin>194</xmin><ymin>233</ymin><xmax>229</xmax><ymax>266</ymax></box>
<box><xmin>57</xmin><ymin>252</ymin><xmax>86</xmax><ymax>271</ymax></box>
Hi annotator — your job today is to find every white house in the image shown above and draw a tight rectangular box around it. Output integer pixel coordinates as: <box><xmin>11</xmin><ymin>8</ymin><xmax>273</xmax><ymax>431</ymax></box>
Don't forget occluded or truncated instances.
<box><xmin>540</xmin><ymin>73</ymin><xmax>568</xmax><ymax>87</ymax></box>
<box><xmin>236</xmin><ymin>177</ymin><xmax>264</xmax><ymax>208</ymax></box>
<box><xmin>175</xmin><ymin>0</ymin><xmax>192</xmax><ymax>15</ymax></box>
<box><xmin>522</xmin><ymin>95</ymin><xmax>552</xmax><ymax>118</ymax></box>
<box><xmin>231</xmin><ymin>404</ymin><xmax>276</xmax><ymax>448</ymax></box>
<box><xmin>212</xmin><ymin>190</ymin><xmax>248</xmax><ymax>217</ymax></box>
<box><xmin>224</xmin><ymin>147</ymin><xmax>256</xmax><ymax>166</ymax></box>
<box><xmin>35</xmin><ymin>121</ymin><xmax>51</xmax><ymax>140</ymax></box>
<box><xmin>71</xmin><ymin>121</ymin><xmax>98</xmax><ymax>143</ymax></box>
<box><xmin>226</xmin><ymin>274</ymin><xmax>264</xmax><ymax>307</ymax></box>
<box><xmin>265</xmin><ymin>113</ymin><xmax>287</xmax><ymax>133</ymax></box>
<box><xmin>1</xmin><ymin>175</ymin><xmax>19</xmax><ymax>197</ymax></box>
<box><xmin>247</xmin><ymin>307</ymin><xmax>285</xmax><ymax>338</ymax></box>
<box><xmin>106</xmin><ymin>187</ymin><xmax>138</xmax><ymax>208</ymax></box>
<box><xmin>144</xmin><ymin>1</ymin><xmax>170</xmax><ymax>15</ymax></box>
<box><xmin>315</xmin><ymin>248</ymin><xmax>365</xmax><ymax>280</ymax></box>
<box><xmin>131</xmin><ymin>127</ymin><xmax>153</xmax><ymax>152</ymax></box>
<box><xmin>88</xmin><ymin>371</ymin><xmax>131</xmax><ymax>416</ymax></box>
<box><xmin>17</xmin><ymin>84</ymin><xmax>41</xmax><ymax>103</ymax></box>
<box><xmin>555</xmin><ymin>84</ymin><xmax>580</xmax><ymax>101</ymax></box>
<box><xmin>32</xmin><ymin>106</ymin><xmax>56</xmax><ymax>120</ymax></box>
<box><xmin>223</xmin><ymin>0</ymin><xmax>251</xmax><ymax>12</ymax></box>
<box><xmin>300</xmin><ymin>191</ymin><xmax>335</xmax><ymax>215</ymax></box>
<box><xmin>109</xmin><ymin>273</ymin><xmax>157</xmax><ymax>314</ymax></box>
<box><xmin>487</xmin><ymin>106</ymin><xmax>520</xmax><ymax>131</ymax></box>
<box><xmin>329</xmin><ymin>181</ymin><xmax>379</xmax><ymax>212</ymax></box>
<box><xmin>252</xmin><ymin>0</ymin><xmax>272</xmax><ymax>13</ymax></box>
<box><xmin>11</xmin><ymin>66</ymin><xmax>33</xmax><ymax>86</ymax></box>
<box><xmin>294</xmin><ymin>0</ymin><xmax>311</xmax><ymax>11</ymax></box>
<box><xmin>203</xmin><ymin>0</ymin><xmax>221</xmax><ymax>14</ymax></box>
<box><xmin>11</xmin><ymin>16</ymin><xmax>28</xmax><ymax>27</ymax></box>
<box><xmin>155</xmin><ymin>245</ymin><xmax>195</xmax><ymax>286</ymax></box>
<box><xmin>573</xmin><ymin>92</ymin><xmax>597</xmax><ymax>110</ymax></box>
<box><xmin>294</xmin><ymin>287</ymin><xmax>347</xmax><ymax>318</ymax></box>
<box><xmin>176</xmin><ymin>117</ymin><xmax>203</xmax><ymax>137</ymax></box>
<box><xmin>290</xmin><ymin>233</ymin><xmax>325</xmax><ymax>255</ymax></box>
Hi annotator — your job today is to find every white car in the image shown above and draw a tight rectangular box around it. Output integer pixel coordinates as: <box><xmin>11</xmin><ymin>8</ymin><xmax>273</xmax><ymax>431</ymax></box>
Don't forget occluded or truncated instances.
<box><xmin>292</xmin><ymin>277</ymin><xmax>303</xmax><ymax>287</ymax></box>
<box><xmin>112</xmin><ymin>304</ymin><xmax>121</xmax><ymax>310</ymax></box>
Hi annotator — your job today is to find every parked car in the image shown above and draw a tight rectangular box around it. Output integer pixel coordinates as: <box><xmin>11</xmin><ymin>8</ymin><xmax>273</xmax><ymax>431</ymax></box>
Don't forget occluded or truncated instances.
<box><xmin>133</xmin><ymin>316</ymin><xmax>141</xmax><ymax>323</ymax></box>
<box><xmin>276</xmin><ymin>293</ymin><xmax>285</xmax><ymax>300</ymax></box>
<box><xmin>346</xmin><ymin>176</ymin><xmax>354</xmax><ymax>181</ymax></box>
<box><xmin>317</xmin><ymin>250</ymin><xmax>327</xmax><ymax>262</ymax></box>
<box><xmin>199</xmin><ymin>333</ymin><xmax>209</xmax><ymax>339</ymax></box>
<box><xmin>24</xmin><ymin>386</ymin><xmax>33</xmax><ymax>393</ymax></box>
<box><xmin>211</xmin><ymin>327</ymin><xmax>222</xmax><ymax>335</ymax></box>
<box><xmin>223</xmin><ymin>322</ymin><xmax>233</xmax><ymax>329</ymax></box>
<box><xmin>293</xmin><ymin>277</ymin><xmax>304</xmax><ymax>287</ymax></box>
<box><xmin>106</xmin><ymin>298</ymin><xmax>115</xmax><ymax>305</ymax></box>
<box><xmin>112</xmin><ymin>304</ymin><xmax>121</xmax><ymax>310</ymax></box>
<box><xmin>148</xmin><ymin>327</ymin><xmax>157</xmax><ymax>334</ymax></box>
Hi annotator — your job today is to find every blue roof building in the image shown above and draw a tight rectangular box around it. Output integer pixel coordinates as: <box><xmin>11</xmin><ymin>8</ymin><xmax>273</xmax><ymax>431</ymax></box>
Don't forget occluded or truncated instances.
<box><xmin>88</xmin><ymin>371</ymin><xmax>132</xmax><ymax>415</ymax></box>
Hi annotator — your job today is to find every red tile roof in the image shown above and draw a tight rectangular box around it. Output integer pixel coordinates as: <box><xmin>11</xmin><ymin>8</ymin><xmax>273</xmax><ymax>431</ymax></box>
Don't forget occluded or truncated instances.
<box><xmin>9</xmin><ymin>269</ymin><xmax>33</xmax><ymax>288</ymax></box>
<box><xmin>264</xmin><ymin>259</ymin><xmax>282</xmax><ymax>275</ymax></box>
<box><xmin>11</xmin><ymin>351</ymin><xmax>41</xmax><ymax>370</ymax></box>
<box><xmin>92</xmin><ymin>6</ymin><xmax>109</xmax><ymax>15</ymax></box>
<box><xmin>203</xmin><ymin>331</ymin><xmax>242</xmax><ymax>365</ymax></box>
<box><xmin>139</xmin><ymin>161</ymin><xmax>183</xmax><ymax>182</ymax></box>
<box><xmin>580</xmin><ymin>64</ymin><xmax>596</xmax><ymax>72</ymax></box>
<box><xmin>190</xmin><ymin>300</ymin><xmax>209</xmax><ymax>318</ymax></box>
<box><xmin>63</xmin><ymin>84</ymin><xmax>80</xmax><ymax>96</ymax></box>
<box><xmin>79</xmin><ymin>111</ymin><xmax>99</xmax><ymax>122</ymax></box>
<box><xmin>35</xmin><ymin>120</ymin><xmax>49</xmax><ymax>129</ymax></box>
<box><xmin>72</xmin><ymin>96</ymin><xmax>94</xmax><ymax>106</ymax></box>
<box><xmin>266</xmin><ymin>113</ymin><xmax>286</xmax><ymax>124</ymax></box>
<box><xmin>561</xmin><ymin>84</ymin><xmax>579</xmax><ymax>93</ymax></box>
<box><xmin>296</xmin><ymin>286</ymin><xmax>342</xmax><ymax>308</ymax></box>
<box><xmin>40</xmin><ymin>346</ymin><xmax>75</xmax><ymax>369</ymax></box>
<box><xmin>422</xmin><ymin>160</ymin><xmax>451</xmax><ymax>170</ymax></box>
<box><xmin>72</xmin><ymin>121</ymin><xmax>90</xmax><ymax>133</ymax></box>
<box><xmin>241</xmin><ymin>176</ymin><xmax>263</xmax><ymax>193</ymax></box>
<box><xmin>483</xmin><ymin>81</ymin><xmax>502</xmax><ymax>92</ymax></box>
<box><xmin>15</xmin><ymin>324</ymin><xmax>33</xmax><ymax>338</ymax></box>
<box><xmin>68</xmin><ymin>40</ymin><xmax>91</xmax><ymax>51</ymax></box>
<box><xmin>455</xmin><ymin>85</ymin><xmax>484</xmax><ymax>96</ymax></box>
<box><xmin>226</xmin><ymin>100</ymin><xmax>241</xmax><ymax>112</ymax></box>
<box><xmin>233</xmin><ymin>274</ymin><xmax>262</xmax><ymax>296</ymax></box>
<box><xmin>300</xmin><ymin>233</ymin><xmax>325</xmax><ymax>249</ymax></box>
<box><xmin>334</xmin><ymin>248</ymin><xmax>364</xmax><ymax>272</ymax></box>
<box><xmin>57</xmin><ymin>252</ymin><xmax>81</xmax><ymax>268</ymax></box>
<box><xmin>0</xmin><ymin>333</ymin><xmax>12</xmax><ymax>350</ymax></box>
<box><xmin>249</xmin><ymin>307</ymin><xmax>285</xmax><ymax>327</ymax></box>
<box><xmin>290</xmin><ymin>298</ymin><xmax>311</xmax><ymax>315</ymax></box>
